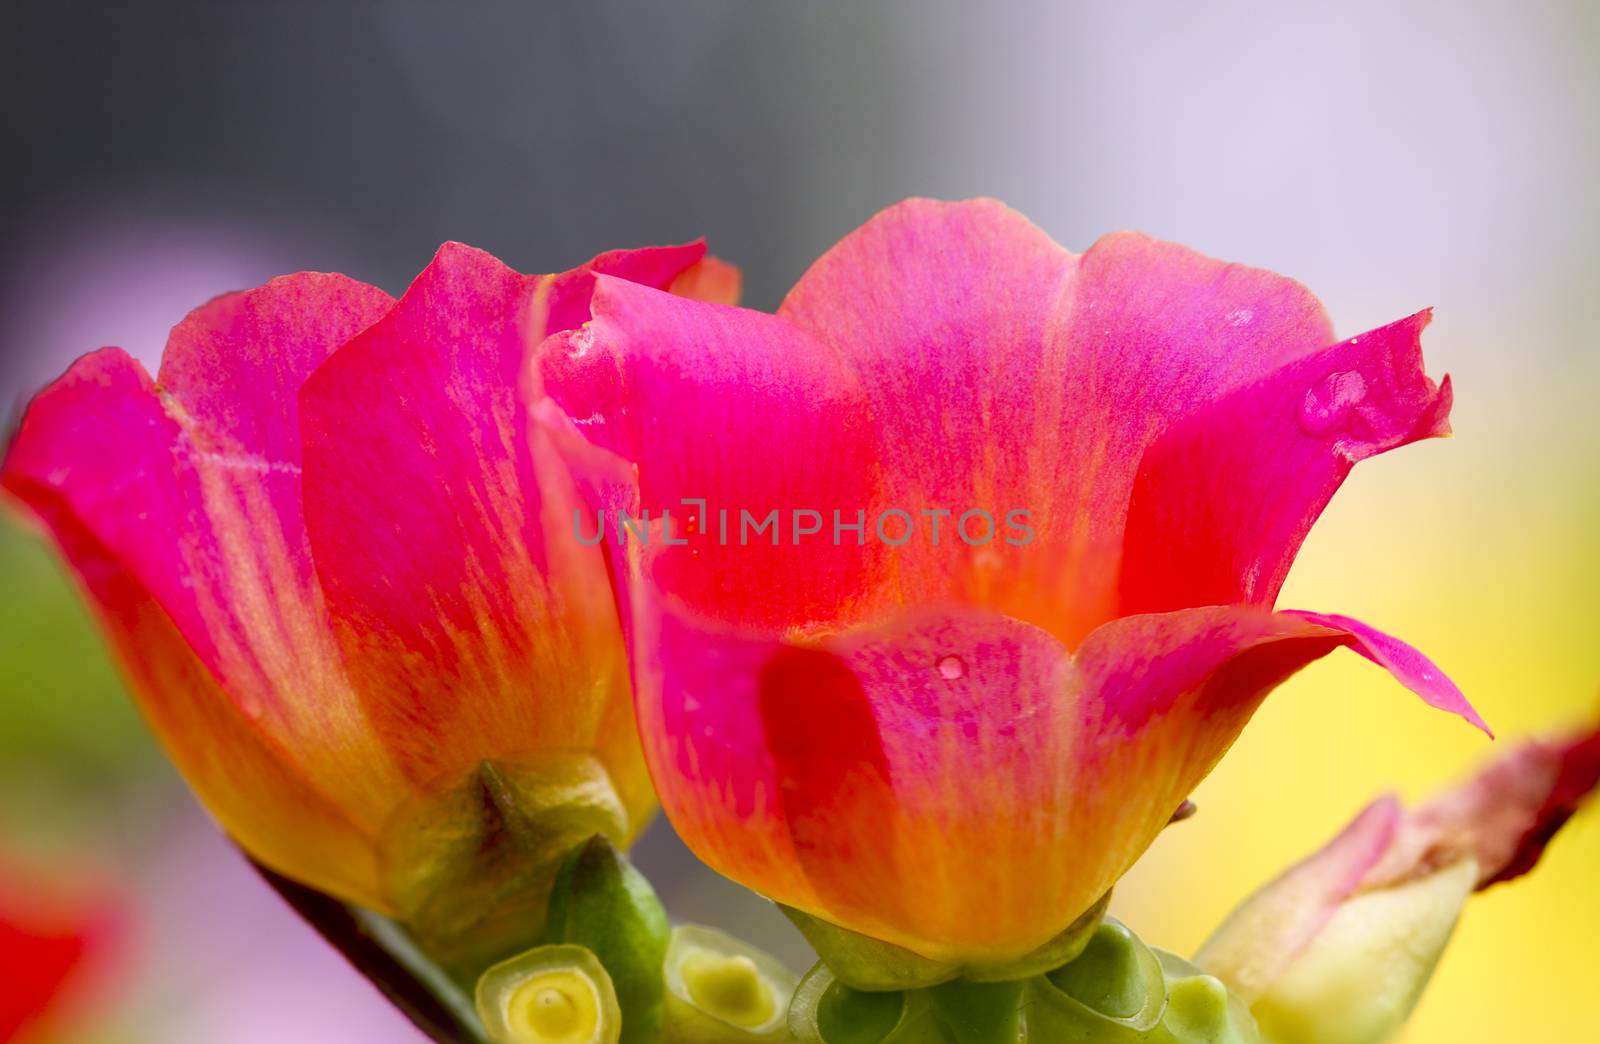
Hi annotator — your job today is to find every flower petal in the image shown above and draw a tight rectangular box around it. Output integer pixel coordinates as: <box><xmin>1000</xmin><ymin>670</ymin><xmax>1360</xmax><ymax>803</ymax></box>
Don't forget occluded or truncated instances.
<box><xmin>298</xmin><ymin>242</ymin><xmax>715</xmax><ymax>827</ymax></box>
<box><xmin>1280</xmin><ymin>610</ymin><xmax>1489</xmax><ymax>735</ymax></box>
<box><xmin>145</xmin><ymin>276</ymin><xmax>402</xmax><ymax>775</ymax></box>
<box><xmin>624</xmin><ymin>593</ymin><xmax>1475</xmax><ymax>965</ymax></box>
<box><xmin>778</xmin><ymin>198</ymin><xmax>1334</xmax><ymax>643</ymax></box>
<box><xmin>2</xmin><ymin>347</ymin><xmax>397</xmax><ymax>907</ymax></box>
<box><xmin>1119</xmin><ymin>310</ymin><xmax>1452</xmax><ymax>614</ymax></box>
<box><xmin>533</xmin><ymin>275</ymin><xmax>882</xmax><ymax>634</ymax></box>
<box><xmin>666</xmin><ymin>253</ymin><xmax>742</xmax><ymax>306</ymax></box>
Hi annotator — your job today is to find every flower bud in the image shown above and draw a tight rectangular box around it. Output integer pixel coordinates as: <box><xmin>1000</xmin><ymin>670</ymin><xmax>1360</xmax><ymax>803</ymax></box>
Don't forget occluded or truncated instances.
<box><xmin>1246</xmin><ymin>858</ymin><xmax>1475</xmax><ymax>1044</ymax></box>
<box><xmin>1197</xmin><ymin>721</ymin><xmax>1600</xmax><ymax>1043</ymax></box>
<box><xmin>540</xmin><ymin>835</ymin><xmax>670</xmax><ymax>1044</ymax></box>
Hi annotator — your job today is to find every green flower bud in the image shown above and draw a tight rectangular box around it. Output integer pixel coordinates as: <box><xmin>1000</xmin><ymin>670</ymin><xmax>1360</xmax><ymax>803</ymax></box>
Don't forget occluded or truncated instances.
<box><xmin>1246</xmin><ymin>859</ymin><xmax>1476</xmax><ymax>1044</ymax></box>
<box><xmin>661</xmin><ymin>924</ymin><xmax>798</xmax><ymax>1042</ymax></box>
<box><xmin>541</xmin><ymin>835</ymin><xmax>671</xmax><ymax>1044</ymax></box>
<box><xmin>476</xmin><ymin>943</ymin><xmax>622</xmax><ymax>1044</ymax></box>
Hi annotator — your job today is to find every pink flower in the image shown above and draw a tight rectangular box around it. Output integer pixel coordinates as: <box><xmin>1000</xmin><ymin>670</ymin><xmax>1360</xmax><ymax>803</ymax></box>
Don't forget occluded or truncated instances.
<box><xmin>2</xmin><ymin>241</ymin><xmax>737</xmax><ymax>926</ymax></box>
<box><xmin>531</xmin><ymin>198</ymin><xmax>1486</xmax><ymax>976</ymax></box>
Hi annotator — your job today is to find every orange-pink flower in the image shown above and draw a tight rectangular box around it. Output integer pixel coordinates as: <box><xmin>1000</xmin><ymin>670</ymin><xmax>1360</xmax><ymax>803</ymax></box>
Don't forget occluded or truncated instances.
<box><xmin>531</xmin><ymin>198</ymin><xmax>1487</xmax><ymax>973</ymax></box>
<box><xmin>1</xmin><ymin>241</ymin><xmax>737</xmax><ymax>920</ymax></box>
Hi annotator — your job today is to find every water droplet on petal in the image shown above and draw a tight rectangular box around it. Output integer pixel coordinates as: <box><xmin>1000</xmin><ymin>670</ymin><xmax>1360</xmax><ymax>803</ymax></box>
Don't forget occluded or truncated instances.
<box><xmin>1299</xmin><ymin>370</ymin><xmax>1368</xmax><ymax>437</ymax></box>
<box><xmin>937</xmin><ymin>655</ymin><xmax>966</xmax><ymax>681</ymax></box>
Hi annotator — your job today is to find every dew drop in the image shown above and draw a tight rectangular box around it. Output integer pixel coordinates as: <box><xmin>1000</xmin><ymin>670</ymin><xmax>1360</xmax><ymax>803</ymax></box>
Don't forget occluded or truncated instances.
<box><xmin>937</xmin><ymin>655</ymin><xmax>966</xmax><ymax>681</ymax></box>
<box><xmin>1299</xmin><ymin>370</ymin><xmax>1368</xmax><ymax>437</ymax></box>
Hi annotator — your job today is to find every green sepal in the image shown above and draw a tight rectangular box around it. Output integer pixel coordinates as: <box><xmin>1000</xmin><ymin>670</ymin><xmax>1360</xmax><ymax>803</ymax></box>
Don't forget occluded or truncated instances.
<box><xmin>540</xmin><ymin>835</ymin><xmax>670</xmax><ymax>1044</ymax></box>
<box><xmin>782</xmin><ymin>920</ymin><xmax>1262</xmax><ymax>1044</ymax></box>
<box><xmin>962</xmin><ymin>892</ymin><xmax>1112</xmax><ymax>983</ymax></box>
<box><xmin>779</xmin><ymin>908</ymin><xmax>957</xmax><ymax>991</ymax></box>
<box><xmin>381</xmin><ymin>756</ymin><xmax>631</xmax><ymax>977</ymax></box>
<box><xmin>1031</xmin><ymin>918</ymin><xmax>1166</xmax><ymax>1035</ymax></box>
<box><xmin>780</xmin><ymin>891</ymin><xmax>1110</xmax><ymax>992</ymax></box>
<box><xmin>789</xmin><ymin>964</ymin><xmax>938</xmax><ymax>1043</ymax></box>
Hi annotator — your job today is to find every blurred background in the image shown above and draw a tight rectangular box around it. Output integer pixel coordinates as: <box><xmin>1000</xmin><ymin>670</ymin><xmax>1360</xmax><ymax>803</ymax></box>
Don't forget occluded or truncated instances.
<box><xmin>2</xmin><ymin>2</ymin><xmax>1595</xmax><ymax>1040</ymax></box>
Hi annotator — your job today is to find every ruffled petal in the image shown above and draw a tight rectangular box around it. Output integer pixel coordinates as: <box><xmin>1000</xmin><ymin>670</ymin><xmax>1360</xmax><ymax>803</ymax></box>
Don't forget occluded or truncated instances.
<box><xmin>779</xmin><ymin>198</ymin><xmax>1334</xmax><ymax>642</ymax></box>
<box><xmin>621</xmin><ymin>591</ymin><xmax>1480</xmax><ymax>964</ymax></box>
<box><xmin>298</xmin><ymin>242</ymin><xmax>717</xmax><ymax>827</ymax></box>
<box><xmin>1119</xmin><ymin>311</ymin><xmax>1452</xmax><ymax>614</ymax></box>
<box><xmin>2</xmin><ymin>348</ymin><xmax>396</xmax><ymax>907</ymax></box>
<box><xmin>1281</xmin><ymin>610</ymin><xmax>1488</xmax><ymax>734</ymax></box>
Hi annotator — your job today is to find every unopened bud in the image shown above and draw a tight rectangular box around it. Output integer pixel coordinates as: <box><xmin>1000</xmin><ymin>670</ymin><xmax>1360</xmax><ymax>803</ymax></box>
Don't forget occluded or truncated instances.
<box><xmin>1249</xmin><ymin>858</ymin><xmax>1476</xmax><ymax>1044</ymax></box>
<box><xmin>542</xmin><ymin>836</ymin><xmax>670</xmax><ymax>1044</ymax></box>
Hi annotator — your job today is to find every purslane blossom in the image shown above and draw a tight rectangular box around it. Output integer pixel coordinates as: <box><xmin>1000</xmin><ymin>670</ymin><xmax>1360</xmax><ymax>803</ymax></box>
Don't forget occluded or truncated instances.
<box><xmin>530</xmin><ymin>198</ymin><xmax>1487</xmax><ymax>977</ymax></box>
<box><xmin>1197</xmin><ymin>722</ymin><xmax>1600</xmax><ymax>1044</ymax></box>
<box><xmin>0</xmin><ymin>242</ymin><xmax>738</xmax><ymax>939</ymax></box>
